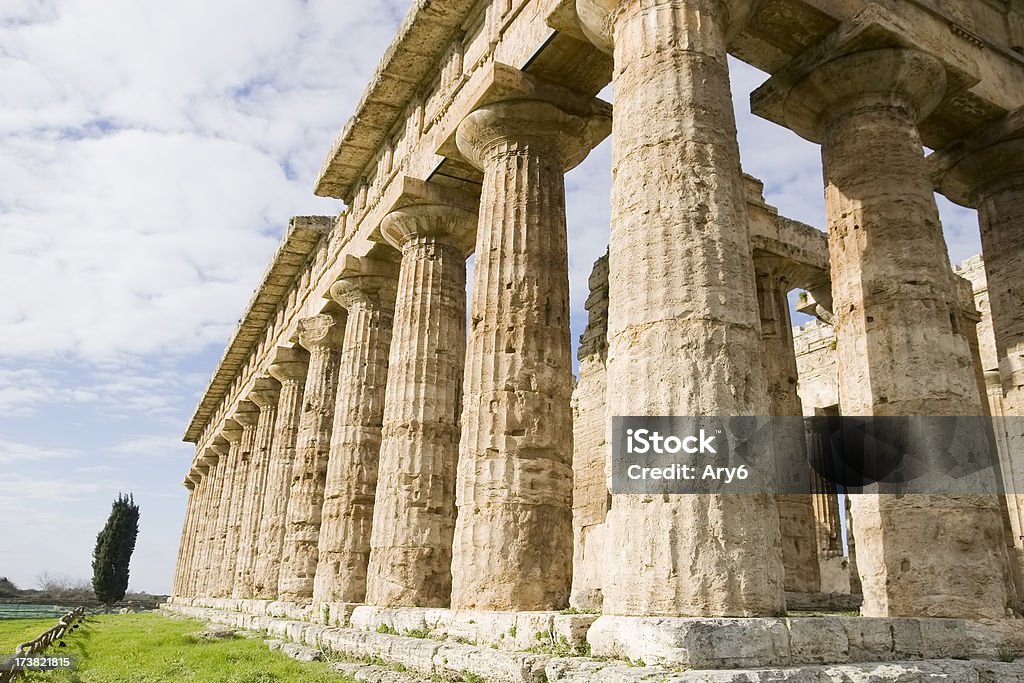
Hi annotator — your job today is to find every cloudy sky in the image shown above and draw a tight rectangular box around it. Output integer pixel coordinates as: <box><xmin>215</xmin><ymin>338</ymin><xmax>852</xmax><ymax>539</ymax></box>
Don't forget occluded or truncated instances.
<box><xmin>1</xmin><ymin>0</ymin><xmax>983</xmax><ymax>594</ymax></box>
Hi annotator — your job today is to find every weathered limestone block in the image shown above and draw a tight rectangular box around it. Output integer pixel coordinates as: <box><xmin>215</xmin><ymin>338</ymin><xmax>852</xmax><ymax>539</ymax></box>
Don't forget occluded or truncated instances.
<box><xmin>450</xmin><ymin>96</ymin><xmax>609</xmax><ymax>611</ymax></box>
<box><xmin>753</xmin><ymin>47</ymin><xmax>1008</xmax><ymax>619</ymax></box>
<box><xmin>209</xmin><ymin>426</ymin><xmax>242</xmax><ymax>598</ymax></box>
<box><xmin>279</xmin><ymin>313</ymin><xmax>345</xmax><ymax>602</ymax></box>
<box><xmin>233</xmin><ymin>378</ymin><xmax>281</xmax><ymax>599</ymax></box>
<box><xmin>253</xmin><ymin>347</ymin><xmax>309</xmax><ymax>599</ymax></box>
<box><xmin>755</xmin><ymin>266</ymin><xmax>821</xmax><ymax>594</ymax></box>
<box><xmin>365</xmin><ymin>197</ymin><xmax>475</xmax><ymax>608</ymax></box>
<box><xmin>576</xmin><ymin>0</ymin><xmax>785</xmax><ymax>617</ymax></box>
<box><xmin>313</xmin><ymin>258</ymin><xmax>399</xmax><ymax>603</ymax></box>
<box><xmin>222</xmin><ymin>402</ymin><xmax>259</xmax><ymax>597</ymax></box>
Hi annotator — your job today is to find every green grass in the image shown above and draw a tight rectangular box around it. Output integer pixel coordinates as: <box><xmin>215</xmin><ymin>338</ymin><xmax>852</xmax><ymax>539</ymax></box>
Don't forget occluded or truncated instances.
<box><xmin>0</xmin><ymin>617</ymin><xmax>61</xmax><ymax>654</ymax></box>
<box><xmin>18</xmin><ymin>612</ymin><xmax>354</xmax><ymax>682</ymax></box>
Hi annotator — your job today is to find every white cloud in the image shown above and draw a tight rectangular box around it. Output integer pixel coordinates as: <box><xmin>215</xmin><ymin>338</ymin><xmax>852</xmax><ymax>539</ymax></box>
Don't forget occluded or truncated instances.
<box><xmin>0</xmin><ymin>437</ymin><xmax>79</xmax><ymax>464</ymax></box>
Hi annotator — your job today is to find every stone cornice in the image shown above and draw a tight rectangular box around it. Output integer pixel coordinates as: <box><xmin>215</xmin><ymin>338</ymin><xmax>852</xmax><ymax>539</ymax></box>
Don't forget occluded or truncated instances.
<box><xmin>313</xmin><ymin>0</ymin><xmax>479</xmax><ymax>200</ymax></box>
<box><xmin>183</xmin><ymin>216</ymin><xmax>333</xmax><ymax>443</ymax></box>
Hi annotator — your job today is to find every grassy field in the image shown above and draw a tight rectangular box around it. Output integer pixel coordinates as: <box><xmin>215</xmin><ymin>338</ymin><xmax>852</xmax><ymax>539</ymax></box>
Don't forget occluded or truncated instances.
<box><xmin>0</xmin><ymin>617</ymin><xmax>61</xmax><ymax>654</ymax></box>
<box><xmin>9</xmin><ymin>612</ymin><xmax>354</xmax><ymax>682</ymax></box>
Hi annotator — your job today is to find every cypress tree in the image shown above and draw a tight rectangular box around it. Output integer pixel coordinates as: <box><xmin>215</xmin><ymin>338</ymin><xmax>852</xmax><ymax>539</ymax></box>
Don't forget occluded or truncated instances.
<box><xmin>91</xmin><ymin>493</ymin><xmax>140</xmax><ymax>610</ymax></box>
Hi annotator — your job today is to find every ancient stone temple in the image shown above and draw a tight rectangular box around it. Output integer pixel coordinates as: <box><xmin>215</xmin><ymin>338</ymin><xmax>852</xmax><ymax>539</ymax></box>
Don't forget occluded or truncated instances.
<box><xmin>165</xmin><ymin>0</ymin><xmax>1024</xmax><ymax>679</ymax></box>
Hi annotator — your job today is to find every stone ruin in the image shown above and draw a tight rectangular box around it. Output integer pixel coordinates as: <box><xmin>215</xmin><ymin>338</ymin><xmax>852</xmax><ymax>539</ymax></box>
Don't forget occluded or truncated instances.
<box><xmin>164</xmin><ymin>0</ymin><xmax>1024</xmax><ymax>680</ymax></box>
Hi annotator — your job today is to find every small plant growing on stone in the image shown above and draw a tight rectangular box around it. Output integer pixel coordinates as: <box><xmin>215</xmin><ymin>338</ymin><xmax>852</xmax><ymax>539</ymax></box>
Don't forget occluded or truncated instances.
<box><xmin>461</xmin><ymin>670</ymin><xmax>485</xmax><ymax>683</ymax></box>
<box><xmin>998</xmin><ymin>647</ymin><xmax>1017</xmax><ymax>663</ymax></box>
<box><xmin>508</xmin><ymin>624</ymin><xmax>517</xmax><ymax>638</ymax></box>
<box><xmin>404</xmin><ymin>627</ymin><xmax>430</xmax><ymax>639</ymax></box>
<box><xmin>376</xmin><ymin>623</ymin><xmax>398</xmax><ymax>635</ymax></box>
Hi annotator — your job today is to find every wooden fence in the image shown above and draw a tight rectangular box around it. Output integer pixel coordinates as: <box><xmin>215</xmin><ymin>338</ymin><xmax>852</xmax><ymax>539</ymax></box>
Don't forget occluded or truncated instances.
<box><xmin>0</xmin><ymin>607</ymin><xmax>84</xmax><ymax>683</ymax></box>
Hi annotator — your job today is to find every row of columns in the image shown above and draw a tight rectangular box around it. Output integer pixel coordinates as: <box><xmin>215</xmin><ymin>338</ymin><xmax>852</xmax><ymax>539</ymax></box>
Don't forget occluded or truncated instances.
<box><xmin>172</xmin><ymin>0</ymin><xmax>1024</xmax><ymax>620</ymax></box>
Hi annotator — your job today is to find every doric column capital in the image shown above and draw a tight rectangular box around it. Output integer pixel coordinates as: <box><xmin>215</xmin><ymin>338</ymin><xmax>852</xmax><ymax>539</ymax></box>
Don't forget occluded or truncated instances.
<box><xmin>752</xmin><ymin>47</ymin><xmax>948</xmax><ymax>144</ymax></box>
<box><xmin>328</xmin><ymin>256</ymin><xmax>399</xmax><ymax>310</ymax></box>
<box><xmin>220</xmin><ymin>419</ymin><xmax>243</xmax><ymax>444</ymax></box>
<box><xmin>576</xmin><ymin>0</ymin><xmax>758</xmax><ymax>53</ymax></box>
<box><xmin>930</xmin><ymin>107</ymin><xmax>1024</xmax><ymax>207</ymax></box>
<box><xmin>456</xmin><ymin>99</ymin><xmax>610</xmax><ymax>172</ymax></box>
<box><xmin>381</xmin><ymin>203</ymin><xmax>477</xmax><ymax>255</ymax></box>
<box><xmin>296</xmin><ymin>313</ymin><xmax>345</xmax><ymax>351</ymax></box>
<box><xmin>229</xmin><ymin>401</ymin><xmax>260</xmax><ymax>429</ymax></box>
<box><xmin>267</xmin><ymin>346</ymin><xmax>309</xmax><ymax>384</ymax></box>
<box><xmin>247</xmin><ymin>377</ymin><xmax>281</xmax><ymax>410</ymax></box>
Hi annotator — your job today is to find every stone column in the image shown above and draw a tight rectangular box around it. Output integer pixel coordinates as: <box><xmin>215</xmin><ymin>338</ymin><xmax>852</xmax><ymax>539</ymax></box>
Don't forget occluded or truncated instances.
<box><xmin>208</xmin><ymin>427</ymin><xmax>241</xmax><ymax>598</ymax></box>
<box><xmin>253</xmin><ymin>347</ymin><xmax>309</xmax><ymax>599</ymax></box>
<box><xmin>755</xmin><ymin>265</ymin><xmax>821</xmax><ymax>594</ymax></box>
<box><xmin>221</xmin><ymin>402</ymin><xmax>258</xmax><ymax>597</ymax></box>
<box><xmin>278</xmin><ymin>313</ymin><xmax>345</xmax><ymax>603</ymax></box>
<box><xmin>364</xmin><ymin>203</ymin><xmax>474</xmax><ymax>607</ymax></box>
<box><xmin>192</xmin><ymin>449</ymin><xmax>222</xmax><ymax>597</ymax></box>
<box><xmin>184</xmin><ymin>464</ymin><xmax>209</xmax><ymax>597</ymax></box>
<box><xmin>576</xmin><ymin>0</ymin><xmax>784</xmax><ymax>616</ymax></box>
<box><xmin>312</xmin><ymin>261</ymin><xmax>398</xmax><ymax>604</ymax></box>
<box><xmin>449</xmin><ymin>98</ymin><xmax>605</xmax><ymax>611</ymax></box>
<box><xmin>172</xmin><ymin>477</ymin><xmax>197</xmax><ymax>597</ymax></box>
<box><xmin>233</xmin><ymin>379</ymin><xmax>281</xmax><ymax>599</ymax></box>
<box><xmin>754</xmin><ymin>47</ymin><xmax>1007</xmax><ymax>618</ymax></box>
<box><xmin>570</xmin><ymin>251</ymin><xmax>610</xmax><ymax>611</ymax></box>
<box><xmin>932</xmin><ymin>109</ymin><xmax>1024</xmax><ymax>602</ymax></box>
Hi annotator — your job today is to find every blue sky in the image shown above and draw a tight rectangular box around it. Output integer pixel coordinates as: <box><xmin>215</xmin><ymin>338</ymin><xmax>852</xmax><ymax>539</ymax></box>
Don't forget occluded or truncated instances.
<box><xmin>0</xmin><ymin>1</ymin><xmax>983</xmax><ymax>594</ymax></box>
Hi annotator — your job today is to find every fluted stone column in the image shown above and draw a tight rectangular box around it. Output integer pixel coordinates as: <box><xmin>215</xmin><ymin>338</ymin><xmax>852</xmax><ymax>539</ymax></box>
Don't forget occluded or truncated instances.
<box><xmin>253</xmin><ymin>347</ymin><xmax>309</xmax><ymax>599</ymax></box>
<box><xmin>364</xmin><ymin>203</ymin><xmax>474</xmax><ymax>607</ymax></box>
<box><xmin>449</xmin><ymin>98</ymin><xmax>606</xmax><ymax>611</ymax></box>
<box><xmin>933</xmin><ymin>108</ymin><xmax>1024</xmax><ymax>602</ymax></box>
<box><xmin>221</xmin><ymin>403</ymin><xmax>258</xmax><ymax>597</ymax></box>
<box><xmin>208</xmin><ymin>427</ymin><xmax>241</xmax><ymax>597</ymax></box>
<box><xmin>279</xmin><ymin>314</ymin><xmax>345</xmax><ymax>602</ymax></box>
<box><xmin>755</xmin><ymin>47</ymin><xmax>1007</xmax><ymax>618</ymax></box>
<box><xmin>576</xmin><ymin>0</ymin><xmax>784</xmax><ymax>617</ymax></box>
<box><xmin>233</xmin><ymin>379</ymin><xmax>281</xmax><ymax>599</ymax></box>
<box><xmin>756</xmin><ymin>266</ymin><xmax>821</xmax><ymax>594</ymax></box>
<box><xmin>312</xmin><ymin>263</ymin><xmax>398</xmax><ymax>604</ymax></box>
<box><xmin>193</xmin><ymin>449</ymin><xmax>223</xmax><ymax>597</ymax></box>
<box><xmin>172</xmin><ymin>477</ymin><xmax>197</xmax><ymax>597</ymax></box>
<box><xmin>184</xmin><ymin>464</ymin><xmax>210</xmax><ymax>596</ymax></box>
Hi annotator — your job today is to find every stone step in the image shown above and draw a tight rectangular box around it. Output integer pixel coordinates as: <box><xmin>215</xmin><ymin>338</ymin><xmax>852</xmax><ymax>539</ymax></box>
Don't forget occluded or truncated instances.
<box><xmin>165</xmin><ymin>604</ymin><xmax>1024</xmax><ymax>683</ymax></box>
<box><xmin>331</xmin><ymin>662</ymin><xmax>435</xmax><ymax>683</ymax></box>
<box><xmin>544</xmin><ymin>658</ymin><xmax>1024</xmax><ymax>682</ymax></box>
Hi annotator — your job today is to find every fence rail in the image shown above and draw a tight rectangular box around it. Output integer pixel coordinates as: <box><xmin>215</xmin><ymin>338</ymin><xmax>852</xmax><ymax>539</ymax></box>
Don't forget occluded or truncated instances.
<box><xmin>0</xmin><ymin>607</ymin><xmax>84</xmax><ymax>683</ymax></box>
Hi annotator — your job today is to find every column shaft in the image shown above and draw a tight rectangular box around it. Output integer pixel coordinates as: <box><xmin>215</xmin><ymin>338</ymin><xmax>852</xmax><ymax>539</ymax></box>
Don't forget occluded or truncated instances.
<box><xmin>451</xmin><ymin>104</ymin><xmax>582</xmax><ymax>611</ymax></box>
<box><xmin>980</xmin><ymin>184</ymin><xmax>1024</xmax><ymax>416</ymax></box>
<box><xmin>208</xmin><ymin>437</ymin><xmax>240</xmax><ymax>597</ymax></box>
<box><xmin>172</xmin><ymin>485</ymin><xmax>195</xmax><ymax>596</ymax></box>
<box><xmin>184</xmin><ymin>473</ymin><xmax>208</xmax><ymax>596</ymax></box>
<box><xmin>817</xmin><ymin>52</ymin><xmax>1007</xmax><ymax>618</ymax></box>
<box><xmin>253</xmin><ymin>358</ymin><xmax>307</xmax><ymax>599</ymax></box>
<box><xmin>313</xmin><ymin>272</ymin><xmax>397</xmax><ymax>603</ymax></box>
<box><xmin>581</xmin><ymin>0</ymin><xmax>784</xmax><ymax>616</ymax></box>
<box><xmin>278</xmin><ymin>315</ymin><xmax>344</xmax><ymax>602</ymax></box>
<box><xmin>756</xmin><ymin>269</ymin><xmax>821</xmax><ymax>594</ymax></box>
<box><xmin>222</xmin><ymin>410</ymin><xmax>257</xmax><ymax>597</ymax></box>
<box><xmin>234</xmin><ymin>386</ymin><xmax>279</xmax><ymax>598</ymax></box>
<box><xmin>366</xmin><ymin>210</ymin><xmax>471</xmax><ymax>607</ymax></box>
